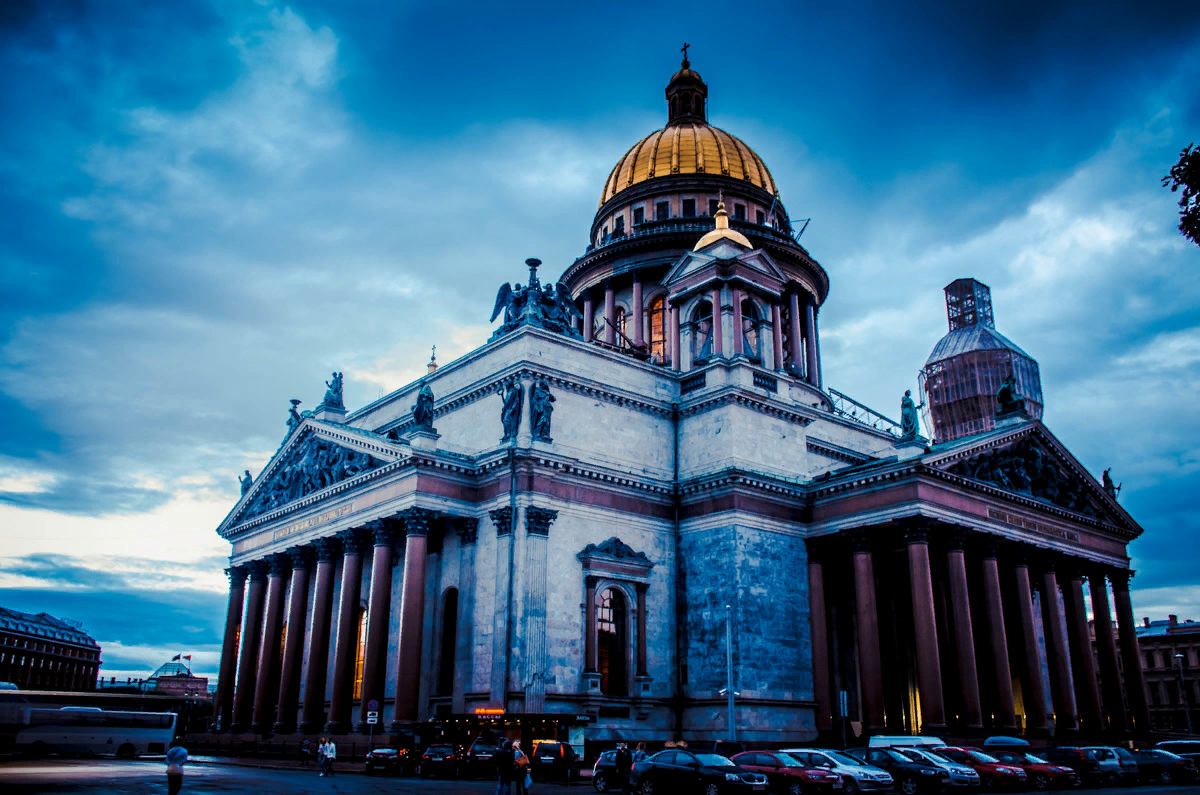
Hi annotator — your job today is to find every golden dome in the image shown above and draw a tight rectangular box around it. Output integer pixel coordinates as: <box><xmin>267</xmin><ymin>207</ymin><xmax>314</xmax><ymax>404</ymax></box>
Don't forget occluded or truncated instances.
<box><xmin>694</xmin><ymin>200</ymin><xmax>752</xmax><ymax>250</ymax></box>
<box><xmin>599</xmin><ymin>122</ymin><xmax>777</xmax><ymax>207</ymax></box>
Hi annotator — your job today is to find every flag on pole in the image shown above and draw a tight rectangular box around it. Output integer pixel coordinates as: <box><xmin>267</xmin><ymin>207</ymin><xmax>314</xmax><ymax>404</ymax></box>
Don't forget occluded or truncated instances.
<box><xmin>182</xmin><ymin>655</ymin><xmax>191</xmax><ymax>661</ymax></box>
<box><xmin>171</xmin><ymin>654</ymin><xmax>181</xmax><ymax>661</ymax></box>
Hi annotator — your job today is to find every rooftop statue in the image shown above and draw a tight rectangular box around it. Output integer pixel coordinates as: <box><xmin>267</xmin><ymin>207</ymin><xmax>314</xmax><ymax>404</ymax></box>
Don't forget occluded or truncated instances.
<box><xmin>490</xmin><ymin>258</ymin><xmax>582</xmax><ymax>340</ymax></box>
<box><xmin>1103</xmin><ymin>467</ymin><xmax>1122</xmax><ymax>501</ymax></box>
<box><xmin>530</xmin><ymin>378</ymin><xmax>555</xmax><ymax>442</ymax></box>
<box><xmin>899</xmin><ymin>389</ymin><xmax>924</xmax><ymax>442</ymax></box>
<box><xmin>321</xmin><ymin>371</ymin><xmax>344</xmax><ymax>410</ymax></box>
<box><xmin>499</xmin><ymin>380</ymin><xmax>523</xmax><ymax>441</ymax></box>
<box><xmin>412</xmin><ymin>381</ymin><xmax>435</xmax><ymax>428</ymax></box>
<box><xmin>238</xmin><ymin>469</ymin><xmax>253</xmax><ymax>496</ymax></box>
<box><xmin>285</xmin><ymin>399</ymin><xmax>303</xmax><ymax>436</ymax></box>
<box><xmin>996</xmin><ymin>372</ymin><xmax>1025</xmax><ymax>416</ymax></box>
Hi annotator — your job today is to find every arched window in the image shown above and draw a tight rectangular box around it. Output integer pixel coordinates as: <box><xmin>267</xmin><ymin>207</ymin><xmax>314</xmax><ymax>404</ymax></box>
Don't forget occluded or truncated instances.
<box><xmin>691</xmin><ymin>300</ymin><xmax>713</xmax><ymax>363</ymax></box>
<box><xmin>351</xmin><ymin>607</ymin><xmax>367</xmax><ymax>701</ymax></box>
<box><xmin>437</xmin><ymin>588</ymin><xmax>459</xmax><ymax>696</ymax></box>
<box><xmin>647</xmin><ymin>295</ymin><xmax>667</xmax><ymax>363</ymax></box>
<box><xmin>741</xmin><ymin>299</ymin><xmax>761</xmax><ymax>361</ymax></box>
<box><xmin>615</xmin><ymin>306</ymin><xmax>629</xmax><ymax>348</ymax></box>
<box><xmin>597</xmin><ymin>587</ymin><xmax>628</xmax><ymax>696</ymax></box>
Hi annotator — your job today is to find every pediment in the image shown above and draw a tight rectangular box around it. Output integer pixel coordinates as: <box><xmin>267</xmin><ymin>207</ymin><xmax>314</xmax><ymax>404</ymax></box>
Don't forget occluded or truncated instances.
<box><xmin>928</xmin><ymin>422</ymin><xmax>1138</xmax><ymax>532</ymax></box>
<box><xmin>221</xmin><ymin>421</ymin><xmax>402</xmax><ymax>532</ymax></box>
<box><xmin>662</xmin><ymin>246</ymin><xmax>787</xmax><ymax>290</ymax></box>
<box><xmin>578</xmin><ymin>536</ymin><xmax>654</xmax><ymax>576</ymax></box>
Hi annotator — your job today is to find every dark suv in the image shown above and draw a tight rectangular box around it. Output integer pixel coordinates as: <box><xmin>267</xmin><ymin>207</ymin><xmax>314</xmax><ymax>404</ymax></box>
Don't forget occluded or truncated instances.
<box><xmin>464</xmin><ymin>738</ymin><xmax>506</xmax><ymax>779</ymax></box>
<box><xmin>532</xmin><ymin>740</ymin><xmax>579</xmax><ymax>783</ymax></box>
<box><xmin>845</xmin><ymin>748</ymin><xmax>948</xmax><ymax>794</ymax></box>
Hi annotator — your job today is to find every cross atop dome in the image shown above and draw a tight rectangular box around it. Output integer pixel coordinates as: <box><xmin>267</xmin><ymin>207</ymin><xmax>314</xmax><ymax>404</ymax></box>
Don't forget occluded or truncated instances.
<box><xmin>666</xmin><ymin>46</ymin><xmax>707</xmax><ymax>125</ymax></box>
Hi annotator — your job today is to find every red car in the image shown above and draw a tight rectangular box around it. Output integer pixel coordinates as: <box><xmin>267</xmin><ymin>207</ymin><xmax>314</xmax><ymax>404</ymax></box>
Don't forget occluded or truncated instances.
<box><xmin>732</xmin><ymin>751</ymin><xmax>844</xmax><ymax>795</ymax></box>
<box><xmin>932</xmin><ymin>747</ymin><xmax>1028</xmax><ymax>789</ymax></box>
<box><xmin>980</xmin><ymin>749</ymin><xmax>1078</xmax><ymax>790</ymax></box>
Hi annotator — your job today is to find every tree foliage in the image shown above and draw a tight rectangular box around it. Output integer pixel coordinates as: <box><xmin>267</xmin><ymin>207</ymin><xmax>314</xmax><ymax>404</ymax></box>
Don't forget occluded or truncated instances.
<box><xmin>1162</xmin><ymin>143</ymin><xmax>1200</xmax><ymax>248</ymax></box>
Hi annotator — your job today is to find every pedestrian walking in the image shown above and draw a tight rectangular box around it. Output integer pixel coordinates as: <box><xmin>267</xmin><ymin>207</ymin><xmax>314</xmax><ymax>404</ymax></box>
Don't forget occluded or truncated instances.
<box><xmin>324</xmin><ymin>736</ymin><xmax>337</xmax><ymax>776</ymax></box>
<box><xmin>165</xmin><ymin>740</ymin><xmax>188</xmax><ymax>795</ymax></box>
<box><xmin>300</xmin><ymin>737</ymin><xmax>311</xmax><ymax>767</ymax></box>
<box><xmin>632</xmin><ymin>742</ymin><xmax>647</xmax><ymax>765</ymax></box>
<box><xmin>494</xmin><ymin>739</ymin><xmax>514</xmax><ymax>795</ymax></box>
<box><xmin>614</xmin><ymin>742</ymin><xmax>633</xmax><ymax>794</ymax></box>
<box><xmin>512</xmin><ymin>740</ymin><xmax>530</xmax><ymax>795</ymax></box>
<box><xmin>317</xmin><ymin>736</ymin><xmax>329</xmax><ymax>776</ymax></box>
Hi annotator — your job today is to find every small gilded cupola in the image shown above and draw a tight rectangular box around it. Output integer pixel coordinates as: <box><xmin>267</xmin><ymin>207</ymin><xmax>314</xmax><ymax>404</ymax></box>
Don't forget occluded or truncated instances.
<box><xmin>666</xmin><ymin>43</ymin><xmax>708</xmax><ymax>125</ymax></box>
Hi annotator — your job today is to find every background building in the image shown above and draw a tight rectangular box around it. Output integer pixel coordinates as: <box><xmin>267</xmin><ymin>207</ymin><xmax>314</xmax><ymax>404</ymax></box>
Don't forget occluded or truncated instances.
<box><xmin>0</xmin><ymin>607</ymin><xmax>101</xmax><ymax>691</ymax></box>
<box><xmin>1136</xmin><ymin>616</ymin><xmax>1199</xmax><ymax>734</ymax></box>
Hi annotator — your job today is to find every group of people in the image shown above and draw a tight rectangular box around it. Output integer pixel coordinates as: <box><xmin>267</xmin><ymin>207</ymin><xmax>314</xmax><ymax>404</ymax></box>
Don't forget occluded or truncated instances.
<box><xmin>493</xmin><ymin>738</ymin><xmax>532</xmax><ymax>794</ymax></box>
<box><xmin>611</xmin><ymin>742</ymin><xmax>648</xmax><ymax>793</ymax></box>
<box><xmin>300</xmin><ymin>736</ymin><xmax>338</xmax><ymax>776</ymax></box>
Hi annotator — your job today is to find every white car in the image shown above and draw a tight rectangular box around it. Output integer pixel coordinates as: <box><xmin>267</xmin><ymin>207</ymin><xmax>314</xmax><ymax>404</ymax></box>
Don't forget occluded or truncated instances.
<box><xmin>893</xmin><ymin>747</ymin><xmax>981</xmax><ymax>788</ymax></box>
<box><xmin>782</xmin><ymin>749</ymin><xmax>895</xmax><ymax>793</ymax></box>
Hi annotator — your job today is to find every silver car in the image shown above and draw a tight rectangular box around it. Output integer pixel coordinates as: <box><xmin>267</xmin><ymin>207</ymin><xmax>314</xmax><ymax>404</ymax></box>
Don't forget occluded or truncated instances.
<box><xmin>782</xmin><ymin>749</ymin><xmax>894</xmax><ymax>793</ymax></box>
<box><xmin>894</xmin><ymin>747</ymin><xmax>981</xmax><ymax>788</ymax></box>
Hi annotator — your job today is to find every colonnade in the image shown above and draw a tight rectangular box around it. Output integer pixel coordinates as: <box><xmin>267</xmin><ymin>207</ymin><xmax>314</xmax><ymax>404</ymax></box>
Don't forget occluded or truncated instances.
<box><xmin>578</xmin><ymin>276</ymin><xmax>822</xmax><ymax>388</ymax></box>
<box><xmin>807</xmin><ymin>524</ymin><xmax>1152</xmax><ymax>738</ymax></box>
<box><xmin>213</xmin><ymin>510</ymin><xmax>478</xmax><ymax>735</ymax></box>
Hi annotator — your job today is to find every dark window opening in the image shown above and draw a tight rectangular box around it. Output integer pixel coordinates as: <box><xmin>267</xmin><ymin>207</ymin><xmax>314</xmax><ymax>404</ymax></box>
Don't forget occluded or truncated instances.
<box><xmin>682</xmin><ymin>199</ymin><xmax>696</xmax><ymax>217</ymax></box>
<box><xmin>633</xmin><ymin>206</ymin><xmax>644</xmax><ymax>225</ymax></box>
<box><xmin>691</xmin><ymin>300</ymin><xmax>714</xmax><ymax>362</ymax></box>
<box><xmin>656</xmin><ymin>201</ymin><xmax>670</xmax><ymax>221</ymax></box>
<box><xmin>741</xmin><ymin>299</ymin><xmax>761</xmax><ymax>361</ymax></box>
<box><xmin>709</xmin><ymin>199</ymin><xmax>719</xmax><ymax>216</ymax></box>
<box><xmin>756</xmin><ymin>209</ymin><xmax>765</xmax><ymax>224</ymax></box>
<box><xmin>648</xmin><ymin>295</ymin><xmax>667</xmax><ymax>363</ymax></box>
<box><xmin>734</xmin><ymin>203</ymin><xmax>746</xmax><ymax>220</ymax></box>
<box><xmin>614</xmin><ymin>216</ymin><xmax>624</xmax><ymax>235</ymax></box>
<box><xmin>437</xmin><ymin>588</ymin><xmax>458</xmax><ymax>696</ymax></box>
<box><xmin>597</xmin><ymin>587</ymin><xmax>628</xmax><ymax>696</ymax></box>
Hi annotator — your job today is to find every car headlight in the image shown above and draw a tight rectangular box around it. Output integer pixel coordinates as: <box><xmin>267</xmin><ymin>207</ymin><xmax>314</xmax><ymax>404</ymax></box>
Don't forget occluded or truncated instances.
<box><xmin>997</xmin><ymin>768</ymin><xmax>1016</xmax><ymax>775</ymax></box>
<box><xmin>919</xmin><ymin>769</ymin><xmax>937</xmax><ymax>775</ymax></box>
<box><xmin>725</xmin><ymin>773</ymin><xmax>741</xmax><ymax>782</ymax></box>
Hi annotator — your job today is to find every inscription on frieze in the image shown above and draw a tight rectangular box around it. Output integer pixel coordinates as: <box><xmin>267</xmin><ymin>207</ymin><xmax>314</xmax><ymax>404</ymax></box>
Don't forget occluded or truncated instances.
<box><xmin>987</xmin><ymin>507</ymin><xmax>1080</xmax><ymax>544</ymax></box>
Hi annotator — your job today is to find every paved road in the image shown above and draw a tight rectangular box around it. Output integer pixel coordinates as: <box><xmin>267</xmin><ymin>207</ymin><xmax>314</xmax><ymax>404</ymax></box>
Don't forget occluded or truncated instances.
<box><xmin>1</xmin><ymin>761</ymin><xmax>1199</xmax><ymax>795</ymax></box>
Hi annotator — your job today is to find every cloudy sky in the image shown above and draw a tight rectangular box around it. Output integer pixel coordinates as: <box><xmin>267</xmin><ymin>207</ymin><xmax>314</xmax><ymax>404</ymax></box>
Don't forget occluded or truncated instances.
<box><xmin>0</xmin><ymin>0</ymin><xmax>1197</xmax><ymax>680</ymax></box>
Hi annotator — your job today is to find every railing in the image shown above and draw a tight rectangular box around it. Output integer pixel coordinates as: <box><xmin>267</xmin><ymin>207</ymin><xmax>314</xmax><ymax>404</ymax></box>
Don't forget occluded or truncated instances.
<box><xmin>584</xmin><ymin>216</ymin><xmax>801</xmax><ymax>255</ymax></box>
<box><xmin>752</xmin><ymin>372</ymin><xmax>778</xmax><ymax>392</ymax></box>
<box><xmin>828</xmin><ymin>388</ymin><xmax>901</xmax><ymax>437</ymax></box>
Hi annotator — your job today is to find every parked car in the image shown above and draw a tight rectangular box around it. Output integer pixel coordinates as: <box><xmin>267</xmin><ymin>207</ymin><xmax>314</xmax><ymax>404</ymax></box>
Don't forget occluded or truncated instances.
<box><xmin>419</xmin><ymin>743</ymin><xmax>460</xmax><ymax>778</ymax></box>
<box><xmin>892</xmin><ymin>747</ymin><xmax>981</xmax><ymax>789</ymax></box>
<box><xmin>983</xmin><ymin>749</ymin><xmax>1079</xmax><ymax>790</ymax></box>
<box><xmin>930</xmin><ymin>747</ymin><xmax>1027</xmax><ymax>789</ymax></box>
<box><xmin>1109</xmin><ymin>747</ymin><xmax>1140</xmax><ymax>784</ymax></box>
<box><xmin>1133</xmin><ymin>748</ymin><xmax>1199</xmax><ymax>785</ymax></box>
<box><xmin>593</xmin><ymin>749</ymin><xmax>619</xmax><ymax>792</ymax></box>
<box><xmin>365</xmin><ymin>747</ymin><xmax>410</xmax><ymax>776</ymax></box>
<box><xmin>1040</xmin><ymin>748</ymin><xmax>1122</xmax><ymax>787</ymax></box>
<box><xmin>1157</xmin><ymin>740</ymin><xmax>1200</xmax><ymax>764</ymax></box>
<box><xmin>631</xmin><ymin>748</ymin><xmax>768</xmax><ymax>795</ymax></box>
<box><xmin>730</xmin><ymin>750</ymin><xmax>844</xmax><ymax>795</ymax></box>
<box><xmin>532</xmin><ymin>740</ymin><xmax>579</xmax><ymax>783</ymax></box>
<box><xmin>868</xmin><ymin>736</ymin><xmax>947</xmax><ymax>749</ymax></box>
<box><xmin>844</xmin><ymin>748</ymin><xmax>948</xmax><ymax>794</ymax></box>
<box><xmin>781</xmin><ymin>748</ymin><xmax>895</xmax><ymax>793</ymax></box>
<box><xmin>464</xmin><ymin>738</ymin><xmax>506</xmax><ymax>779</ymax></box>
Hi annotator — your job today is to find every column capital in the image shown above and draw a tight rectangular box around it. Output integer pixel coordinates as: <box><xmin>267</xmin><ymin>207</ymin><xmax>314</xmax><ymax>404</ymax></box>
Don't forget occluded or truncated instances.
<box><xmin>585</xmin><ymin>574</ymin><xmax>600</xmax><ymax>589</ymax></box>
<box><xmin>266</xmin><ymin>552</ymin><xmax>291</xmax><ymax>577</ymax></box>
<box><xmin>635</xmin><ymin>580</ymin><xmax>648</xmax><ymax>596</ymax></box>
<box><xmin>455</xmin><ymin>517</ymin><xmax>480</xmax><ymax>545</ymax></box>
<box><xmin>312</xmin><ymin>536</ymin><xmax>340</xmax><ymax>562</ymax></box>
<box><xmin>526</xmin><ymin>506</ymin><xmax>558</xmax><ymax>537</ymax></box>
<box><xmin>489</xmin><ymin>506</ymin><xmax>514</xmax><ymax>536</ymax></box>
<box><xmin>903</xmin><ymin>525</ymin><xmax>931</xmax><ymax>545</ymax></box>
<box><xmin>945</xmin><ymin>526</ymin><xmax>972</xmax><ymax>551</ymax></box>
<box><xmin>288</xmin><ymin>546</ymin><xmax>314</xmax><ymax>569</ymax></box>
<box><xmin>804</xmin><ymin>537</ymin><xmax>826</xmax><ymax>561</ymax></box>
<box><xmin>335</xmin><ymin>526</ymin><xmax>368</xmax><ymax>553</ymax></box>
<box><xmin>362</xmin><ymin>518</ymin><xmax>397</xmax><ymax>546</ymax></box>
<box><xmin>850</xmin><ymin>530</ymin><xmax>874</xmax><ymax>553</ymax></box>
<box><xmin>979</xmin><ymin>534</ymin><xmax>1003</xmax><ymax>559</ymax></box>
<box><xmin>1110</xmin><ymin>569</ymin><xmax>1134</xmax><ymax>589</ymax></box>
<box><xmin>245</xmin><ymin>558</ymin><xmax>269</xmax><ymax>581</ymax></box>
<box><xmin>225</xmin><ymin>566</ymin><xmax>248</xmax><ymax>586</ymax></box>
<box><xmin>399</xmin><ymin>507</ymin><xmax>436</xmax><ymax>537</ymax></box>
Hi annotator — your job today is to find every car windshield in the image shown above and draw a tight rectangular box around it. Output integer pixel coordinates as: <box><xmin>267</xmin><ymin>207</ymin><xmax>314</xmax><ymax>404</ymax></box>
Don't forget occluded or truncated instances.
<box><xmin>1025</xmin><ymin>754</ymin><xmax>1046</xmax><ymax>763</ymax></box>
<box><xmin>967</xmin><ymin>751</ymin><xmax>1000</xmax><ymax>763</ymax></box>
<box><xmin>776</xmin><ymin>754</ymin><xmax>807</xmax><ymax>768</ymax></box>
<box><xmin>694</xmin><ymin>754</ymin><xmax>735</xmax><ymax>767</ymax></box>
<box><xmin>882</xmin><ymin>750</ymin><xmax>911</xmax><ymax>763</ymax></box>
<box><xmin>826</xmin><ymin>751</ymin><xmax>865</xmax><ymax>767</ymax></box>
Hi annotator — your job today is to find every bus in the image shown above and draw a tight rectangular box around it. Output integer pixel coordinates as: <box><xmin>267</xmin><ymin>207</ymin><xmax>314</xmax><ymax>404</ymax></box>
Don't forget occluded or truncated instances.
<box><xmin>14</xmin><ymin>706</ymin><xmax>176</xmax><ymax>758</ymax></box>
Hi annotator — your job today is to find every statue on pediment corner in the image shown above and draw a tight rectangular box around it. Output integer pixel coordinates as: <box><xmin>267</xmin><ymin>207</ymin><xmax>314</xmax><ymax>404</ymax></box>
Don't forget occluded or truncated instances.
<box><xmin>321</xmin><ymin>371</ymin><xmax>345</xmax><ymax>410</ymax></box>
<box><xmin>490</xmin><ymin>258</ymin><xmax>582</xmax><ymax>340</ymax></box>
<box><xmin>412</xmin><ymin>381</ymin><xmax>435</xmax><ymax>428</ymax></box>
<box><xmin>238</xmin><ymin>469</ymin><xmax>253</xmax><ymax>496</ymax></box>
<box><xmin>899</xmin><ymin>389</ymin><xmax>924</xmax><ymax>442</ymax></box>
<box><xmin>285</xmin><ymin>399</ymin><xmax>303</xmax><ymax>436</ymax></box>
<box><xmin>1103</xmin><ymin>467</ymin><xmax>1121</xmax><ymax>501</ymax></box>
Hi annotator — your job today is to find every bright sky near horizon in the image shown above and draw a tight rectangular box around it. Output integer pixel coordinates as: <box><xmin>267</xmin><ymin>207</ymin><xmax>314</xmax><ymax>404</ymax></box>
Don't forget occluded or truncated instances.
<box><xmin>0</xmin><ymin>0</ymin><xmax>1198</xmax><ymax>680</ymax></box>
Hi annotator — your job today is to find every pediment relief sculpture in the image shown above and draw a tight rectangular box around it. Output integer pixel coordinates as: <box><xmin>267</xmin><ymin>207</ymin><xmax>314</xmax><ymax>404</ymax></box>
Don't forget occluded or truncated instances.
<box><xmin>942</xmin><ymin>436</ymin><xmax>1102</xmax><ymax>518</ymax></box>
<box><xmin>241</xmin><ymin>434</ymin><xmax>382</xmax><ymax>521</ymax></box>
<box><xmin>578</xmin><ymin>537</ymin><xmax>654</xmax><ymax>571</ymax></box>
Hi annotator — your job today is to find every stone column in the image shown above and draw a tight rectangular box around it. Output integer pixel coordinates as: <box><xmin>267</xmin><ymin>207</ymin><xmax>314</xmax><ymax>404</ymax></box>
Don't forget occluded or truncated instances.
<box><xmin>632</xmin><ymin>275</ymin><xmax>644</xmax><ymax>347</ymax></box>
<box><xmin>946</xmin><ymin>533</ymin><xmax>983</xmax><ymax>730</ymax></box>
<box><xmin>584</xmin><ymin>576</ymin><xmax>599</xmax><ymax>673</ymax></box>
<box><xmin>636</xmin><ymin>582</ymin><xmax>648</xmax><ymax>677</ymax></box>
<box><xmin>232</xmin><ymin>561</ymin><xmax>267</xmax><ymax>732</ymax></box>
<box><xmin>604</xmin><ymin>283</ymin><xmax>616</xmax><ymax>345</ymax></box>
<box><xmin>771</xmin><ymin>304</ymin><xmax>784</xmax><ymax>371</ymax></box>
<box><xmin>731</xmin><ymin>288</ymin><xmax>745</xmax><ymax>356</ymax></box>
<box><xmin>788</xmin><ymin>291</ymin><xmax>803</xmax><ymax>375</ymax></box>
<box><xmin>300</xmin><ymin>537</ymin><xmax>338</xmax><ymax>734</ymax></box>
<box><xmin>852</xmin><ymin>534</ymin><xmax>885</xmax><ymax>731</ymax></box>
<box><xmin>1112</xmin><ymin>571</ymin><xmax>1152</xmax><ymax>735</ymax></box>
<box><xmin>1013</xmin><ymin>555</ymin><xmax>1049</xmax><ymax>733</ymax></box>
<box><xmin>907</xmin><ymin>526</ymin><xmax>947</xmax><ymax>731</ymax></box>
<box><xmin>981</xmin><ymin>543</ymin><xmax>1017</xmax><ymax>729</ymax></box>
<box><xmin>393</xmin><ymin>509</ymin><xmax>434</xmax><ymax>726</ymax></box>
<box><xmin>1041</xmin><ymin>565</ymin><xmax>1078</xmax><ymax>732</ymax></box>
<box><xmin>325</xmin><ymin>528</ymin><xmax>365</xmax><ymax>734</ymax></box>
<box><xmin>710</xmin><ymin>286</ymin><xmax>724</xmax><ymax>357</ymax></box>
<box><xmin>358</xmin><ymin>519</ymin><xmax>397</xmax><ymax>731</ymax></box>
<box><xmin>521</xmin><ymin>507</ymin><xmax>556</xmax><ymax>715</ymax></box>
<box><xmin>1091</xmin><ymin>572</ymin><xmax>1127</xmax><ymax>734</ymax></box>
<box><xmin>804</xmin><ymin>295</ymin><xmax>821</xmax><ymax>389</ymax></box>
<box><xmin>251</xmin><ymin>553</ymin><xmax>290</xmax><ymax>734</ymax></box>
<box><xmin>1063</xmin><ymin>569</ymin><xmax>1103</xmax><ymax>733</ymax></box>
<box><xmin>669</xmin><ymin>304</ymin><xmax>680</xmax><ymax>369</ymax></box>
<box><xmin>582</xmin><ymin>295</ymin><xmax>594</xmax><ymax>343</ymax></box>
<box><xmin>274</xmin><ymin>547</ymin><xmax>313</xmax><ymax>734</ymax></box>
<box><xmin>215</xmin><ymin>566</ymin><xmax>247</xmax><ymax>731</ymax></box>
<box><xmin>807</xmin><ymin>545</ymin><xmax>833</xmax><ymax>732</ymax></box>
<box><xmin>452</xmin><ymin>518</ymin><xmax>479</xmax><ymax>715</ymax></box>
<box><xmin>489</xmin><ymin>507</ymin><xmax>515</xmax><ymax>703</ymax></box>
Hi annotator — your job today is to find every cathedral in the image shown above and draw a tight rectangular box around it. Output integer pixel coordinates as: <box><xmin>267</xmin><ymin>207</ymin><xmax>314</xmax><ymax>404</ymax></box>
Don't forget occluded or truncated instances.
<box><xmin>209</xmin><ymin>55</ymin><xmax>1150</xmax><ymax>748</ymax></box>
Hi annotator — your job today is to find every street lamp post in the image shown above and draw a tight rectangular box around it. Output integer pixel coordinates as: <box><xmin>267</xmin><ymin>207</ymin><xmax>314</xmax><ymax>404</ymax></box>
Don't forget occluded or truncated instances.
<box><xmin>726</xmin><ymin>604</ymin><xmax>735</xmax><ymax>742</ymax></box>
<box><xmin>1177</xmin><ymin>653</ymin><xmax>1194</xmax><ymax>736</ymax></box>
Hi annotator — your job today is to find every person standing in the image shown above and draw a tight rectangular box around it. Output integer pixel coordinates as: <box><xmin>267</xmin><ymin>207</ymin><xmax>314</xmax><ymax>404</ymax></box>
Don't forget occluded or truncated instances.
<box><xmin>165</xmin><ymin>740</ymin><xmax>188</xmax><ymax>795</ymax></box>
<box><xmin>494</xmin><ymin>739</ymin><xmax>514</xmax><ymax>795</ymax></box>
<box><xmin>632</xmin><ymin>742</ymin><xmax>647</xmax><ymax>765</ymax></box>
<box><xmin>512</xmin><ymin>740</ymin><xmax>530</xmax><ymax>795</ymax></box>
<box><xmin>317</xmin><ymin>736</ymin><xmax>329</xmax><ymax>777</ymax></box>
<box><xmin>614</xmin><ymin>742</ymin><xmax>633</xmax><ymax>794</ymax></box>
<box><xmin>324</xmin><ymin>736</ymin><xmax>337</xmax><ymax>776</ymax></box>
<box><xmin>300</xmin><ymin>737</ymin><xmax>311</xmax><ymax>768</ymax></box>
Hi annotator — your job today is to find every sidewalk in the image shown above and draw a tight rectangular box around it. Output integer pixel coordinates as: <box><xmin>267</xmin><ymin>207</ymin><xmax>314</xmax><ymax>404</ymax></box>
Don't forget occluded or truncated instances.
<box><xmin>188</xmin><ymin>754</ymin><xmax>365</xmax><ymax>774</ymax></box>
